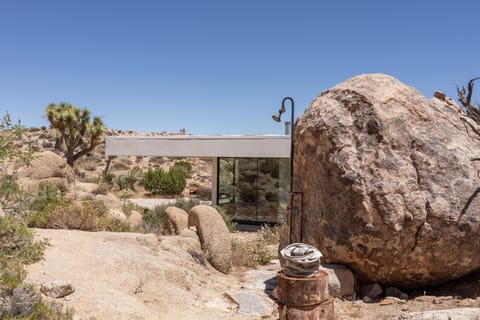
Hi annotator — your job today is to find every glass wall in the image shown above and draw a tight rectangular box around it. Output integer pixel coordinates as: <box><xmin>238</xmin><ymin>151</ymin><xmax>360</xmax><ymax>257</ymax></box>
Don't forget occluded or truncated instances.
<box><xmin>217</xmin><ymin>157</ymin><xmax>290</xmax><ymax>224</ymax></box>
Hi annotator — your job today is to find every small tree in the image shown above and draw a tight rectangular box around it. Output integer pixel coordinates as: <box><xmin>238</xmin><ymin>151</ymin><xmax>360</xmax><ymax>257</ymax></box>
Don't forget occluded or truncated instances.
<box><xmin>45</xmin><ymin>103</ymin><xmax>104</xmax><ymax>167</ymax></box>
<box><xmin>0</xmin><ymin>112</ymin><xmax>32</xmax><ymax>164</ymax></box>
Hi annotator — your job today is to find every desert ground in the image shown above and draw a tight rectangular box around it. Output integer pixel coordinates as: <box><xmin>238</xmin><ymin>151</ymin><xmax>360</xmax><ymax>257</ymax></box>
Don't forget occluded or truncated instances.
<box><xmin>26</xmin><ymin>228</ymin><xmax>480</xmax><ymax>320</ymax></box>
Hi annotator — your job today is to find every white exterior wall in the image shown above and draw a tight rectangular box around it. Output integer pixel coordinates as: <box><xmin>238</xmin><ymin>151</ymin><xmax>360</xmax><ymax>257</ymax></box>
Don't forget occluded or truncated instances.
<box><xmin>105</xmin><ymin>135</ymin><xmax>290</xmax><ymax>158</ymax></box>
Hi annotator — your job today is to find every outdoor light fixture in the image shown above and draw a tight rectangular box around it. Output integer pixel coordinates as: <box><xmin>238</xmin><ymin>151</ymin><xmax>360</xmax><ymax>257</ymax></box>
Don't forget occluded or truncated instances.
<box><xmin>272</xmin><ymin>105</ymin><xmax>286</xmax><ymax>122</ymax></box>
<box><xmin>272</xmin><ymin>97</ymin><xmax>302</xmax><ymax>243</ymax></box>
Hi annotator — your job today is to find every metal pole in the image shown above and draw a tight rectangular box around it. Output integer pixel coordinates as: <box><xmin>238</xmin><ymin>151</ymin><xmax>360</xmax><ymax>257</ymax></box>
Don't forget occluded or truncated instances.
<box><xmin>281</xmin><ymin>97</ymin><xmax>295</xmax><ymax>243</ymax></box>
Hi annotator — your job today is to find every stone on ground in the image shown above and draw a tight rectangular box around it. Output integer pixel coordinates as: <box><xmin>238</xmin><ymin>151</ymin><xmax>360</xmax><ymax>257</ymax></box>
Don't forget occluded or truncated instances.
<box><xmin>40</xmin><ymin>280</ymin><xmax>75</xmax><ymax>298</ymax></box>
<box><xmin>319</xmin><ymin>264</ymin><xmax>355</xmax><ymax>297</ymax></box>
<box><xmin>361</xmin><ymin>283</ymin><xmax>383</xmax><ymax>299</ymax></box>
<box><xmin>226</xmin><ymin>290</ymin><xmax>274</xmax><ymax>317</ymax></box>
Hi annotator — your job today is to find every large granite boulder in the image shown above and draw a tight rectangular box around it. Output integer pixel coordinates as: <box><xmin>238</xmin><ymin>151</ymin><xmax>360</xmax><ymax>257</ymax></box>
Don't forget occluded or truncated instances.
<box><xmin>17</xmin><ymin>151</ymin><xmax>75</xmax><ymax>193</ymax></box>
<box><xmin>294</xmin><ymin>73</ymin><xmax>480</xmax><ymax>287</ymax></box>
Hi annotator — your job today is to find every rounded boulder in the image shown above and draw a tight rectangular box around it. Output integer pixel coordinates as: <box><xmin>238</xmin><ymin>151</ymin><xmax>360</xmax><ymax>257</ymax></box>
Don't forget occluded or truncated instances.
<box><xmin>188</xmin><ymin>205</ymin><xmax>232</xmax><ymax>273</ymax></box>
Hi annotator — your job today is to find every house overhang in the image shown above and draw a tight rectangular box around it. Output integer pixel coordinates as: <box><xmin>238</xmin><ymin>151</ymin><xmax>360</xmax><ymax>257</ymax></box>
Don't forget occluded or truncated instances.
<box><xmin>105</xmin><ymin>135</ymin><xmax>291</xmax><ymax>158</ymax></box>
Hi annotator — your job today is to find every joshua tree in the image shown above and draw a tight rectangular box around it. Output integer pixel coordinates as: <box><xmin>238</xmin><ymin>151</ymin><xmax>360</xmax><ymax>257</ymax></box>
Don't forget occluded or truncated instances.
<box><xmin>45</xmin><ymin>102</ymin><xmax>104</xmax><ymax>167</ymax></box>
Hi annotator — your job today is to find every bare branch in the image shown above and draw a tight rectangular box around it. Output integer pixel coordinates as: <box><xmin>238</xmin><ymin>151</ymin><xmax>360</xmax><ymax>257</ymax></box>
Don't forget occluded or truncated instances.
<box><xmin>458</xmin><ymin>77</ymin><xmax>480</xmax><ymax>124</ymax></box>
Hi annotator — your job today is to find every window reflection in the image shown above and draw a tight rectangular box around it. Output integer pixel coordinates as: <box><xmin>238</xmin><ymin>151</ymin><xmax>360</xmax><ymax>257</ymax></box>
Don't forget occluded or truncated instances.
<box><xmin>218</xmin><ymin>157</ymin><xmax>289</xmax><ymax>224</ymax></box>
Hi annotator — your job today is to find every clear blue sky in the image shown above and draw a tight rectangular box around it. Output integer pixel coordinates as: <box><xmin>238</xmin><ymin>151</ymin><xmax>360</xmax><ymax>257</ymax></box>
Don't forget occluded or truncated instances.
<box><xmin>1</xmin><ymin>0</ymin><xmax>479</xmax><ymax>135</ymax></box>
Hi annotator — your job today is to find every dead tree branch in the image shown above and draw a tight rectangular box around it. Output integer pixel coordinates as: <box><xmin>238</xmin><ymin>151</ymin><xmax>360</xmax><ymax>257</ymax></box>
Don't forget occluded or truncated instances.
<box><xmin>457</xmin><ymin>77</ymin><xmax>480</xmax><ymax>124</ymax></box>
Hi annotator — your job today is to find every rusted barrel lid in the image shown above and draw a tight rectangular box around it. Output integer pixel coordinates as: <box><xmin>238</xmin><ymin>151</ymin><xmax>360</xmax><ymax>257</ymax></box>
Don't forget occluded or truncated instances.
<box><xmin>280</xmin><ymin>243</ymin><xmax>322</xmax><ymax>277</ymax></box>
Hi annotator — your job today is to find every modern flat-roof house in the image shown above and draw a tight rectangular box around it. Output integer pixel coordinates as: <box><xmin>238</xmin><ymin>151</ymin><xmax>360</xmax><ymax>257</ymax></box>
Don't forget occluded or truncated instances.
<box><xmin>105</xmin><ymin>135</ymin><xmax>290</xmax><ymax>224</ymax></box>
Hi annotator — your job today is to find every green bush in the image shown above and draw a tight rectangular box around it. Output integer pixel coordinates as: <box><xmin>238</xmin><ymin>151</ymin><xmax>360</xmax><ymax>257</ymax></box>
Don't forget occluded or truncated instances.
<box><xmin>30</xmin><ymin>182</ymin><xmax>63</xmax><ymax>213</ymax></box>
<box><xmin>143</xmin><ymin>167</ymin><xmax>186</xmax><ymax>195</ymax></box>
<box><xmin>0</xmin><ymin>215</ymin><xmax>46</xmax><ymax>268</ymax></box>
<box><xmin>0</xmin><ymin>175</ymin><xmax>33</xmax><ymax>218</ymax></box>
<box><xmin>113</xmin><ymin>169</ymin><xmax>140</xmax><ymax>191</ymax></box>
<box><xmin>124</xmin><ymin>169</ymin><xmax>140</xmax><ymax>190</ymax></box>
<box><xmin>0</xmin><ymin>215</ymin><xmax>47</xmax><ymax>295</ymax></box>
<box><xmin>174</xmin><ymin>198</ymin><xmax>200</xmax><ymax>212</ymax></box>
<box><xmin>114</xmin><ymin>174</ymin><xmax>129</xmax><ymax>191</ymax></box>
<box><xmin>173</xmin><ymin>161</ymin><xmax>192</xmax><ymax>177</ymax></box>
<box><xmin>102</xmin><ymin>172</ymin><xmax>115</xmax><ymax>185</ymax></box>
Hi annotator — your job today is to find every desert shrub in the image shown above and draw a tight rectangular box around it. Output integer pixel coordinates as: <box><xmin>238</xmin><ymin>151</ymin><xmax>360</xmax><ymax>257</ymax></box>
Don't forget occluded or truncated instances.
<box><xmin>0</xmin><ymin>175</ymin><xmax>33</xmax><ymax>218</ymax></box>
<box><xmin>0</xmin><ymin>284</ymin><xmax>73</xmax><ymax>319</ymax></box>
<box><xmin>122</xmin><ymin>201</ymin><xmax>143</xmax><ymax>217</ymax></box>
<box><xmin>173</xmin><ymin>161</ymin><xmax>192</xmax><ymax>177</ymax></box>
<box><xmin>0</xmin><ymin>215</ymin><xmax>46</xmax><ymax>267</ymax></box>
<box><xmin>141</xmin><ymin>205</ymin><xmax>165</xmax><ymax>234</ymax></box>
<box><xmin>231</xmin><ymin>238</ymin><xmax>274</xmax><ymax>268</ymax></box>
<box><xmin>259</xmin><ymin>223</ymin><xmax>286</xmax><ymax>245</ymax></box>
<box><xmin>231</xmin><ymin>225</ymin><xmax>283</xmax><ymax>268</ymax></box>
<box><xmin>0</xmin><ymin>112</ymin><xmax>33</xmax><ymax>165</ymax></box>
<box><xmin>114</xmin><ymin>175</ymin><xmax>129</xmax><ymax>191</ymax></box>
<box><xmin>124</xmin><ymin>169</ymin><xmax>140</xmax><ymax>190</ymax></box>
<box><xmin>92</xmin><ymin>182</ymin><xmax>110</xmax><ymax>195</ymax></box>
<box><xmin>143</xmin><ymin>167</ymin><xmax>186</xmax><ymax>195</ymax></box>
<box><xmin>0</xmin><ymin>216</ymin><xmax>47</xmax><ymax>295</ymax></box>
<box><xmin>114</xmin><ymin>169</ymin><xmax>140</xmax><ymax>191</ymax></box>
<box><xmin>28</xmin><ymin>200</ymin><xmax>130</xmax><ymax>232</ymax></box>
<box><xmin>174</xmin><ymin>198</ymin><xmax>200</xmax><ymax>212</ymax></box>
<box><xmin>102</xmin><ymin>172</ymin><xmax>115</xmax><ymax>185</ymax></box>
<box><xmin>29</xmin><ymin>182</ymin><xmax>63</xmax><ymax>213</ymax></box>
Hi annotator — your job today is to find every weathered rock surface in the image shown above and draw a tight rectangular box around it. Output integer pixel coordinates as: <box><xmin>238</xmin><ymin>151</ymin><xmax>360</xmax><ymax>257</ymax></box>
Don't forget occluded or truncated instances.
<box><xmin>40</xmin><ymin>280</ymin><xmax>75</xmax><ymax>298</ymax></box>
<box><xmin>126</xmin><ymin>210</ymin><xmax>143</xmax><ymax>227</ymax></box>
<box><xmin>95</xmin><ymin>193</ymin><xmax>123</xmax><ymax>210</ymax></box>
<box><xmin>295</xmin><ymin>73</ymin><xmax>480</xmax><ymax>287</ymax></box>
<box><xmin>319</xmin><ymin>264</ymin><xmax>355</xmax><ymax>297</ymax></box>
<box><xmin>189</xmin><ymin>205</ymin><xmax>232</xmax><ymax>273</ymax></box>
<box><xmin>17</xmin><ymin>151</ymin><xmax>74</xmax><ymax>193</ymax></box>
<box><xmin>26</xmin><ymin>229</ymin><xmax>250</xmax><ymax>320</ymax></box>
<box><xmin>164</xmin><ymin>206</ymin><xmax>189</xmax><ymax>234</ymax></box>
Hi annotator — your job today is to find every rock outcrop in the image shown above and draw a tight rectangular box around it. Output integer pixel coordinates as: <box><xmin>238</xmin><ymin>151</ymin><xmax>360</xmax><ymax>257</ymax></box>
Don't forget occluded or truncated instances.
<box><xmin>17</xmin><ymin>151</ymin><xmax>74</xmax><ymax>193</ymax></box>
<box><xmin>189</xmin><ymin>205</ymin><xmax>232</xmax><ymax>273</ymax></box>
<box><xmin>294</xmin><ymin>73</ymin><xmax>480</xmax><ymax>287</ymax></box>
<box><xmin>164</xmin><ymin>207</ymin><xmax>189</xmax><ymax>235</ymax></box>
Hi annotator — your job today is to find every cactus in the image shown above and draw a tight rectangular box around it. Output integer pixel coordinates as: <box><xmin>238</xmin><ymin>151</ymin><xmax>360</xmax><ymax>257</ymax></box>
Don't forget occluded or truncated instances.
<box><xmin>45</xmin><ymin>103</ymin><xmax>105</xmax><ymax>166</ymax></box>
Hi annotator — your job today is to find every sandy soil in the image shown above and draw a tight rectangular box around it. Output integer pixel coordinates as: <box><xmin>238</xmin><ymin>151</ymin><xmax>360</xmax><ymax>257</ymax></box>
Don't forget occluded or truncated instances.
<box><xmin>27</xmin><ymin>229</ymin><xmax>268</xmax><ymax>320</ymax></box>
<box><xmin>26</xmin><ymin>228</ymin><xmax>480</xmax><ymax>320</ymax></box>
